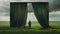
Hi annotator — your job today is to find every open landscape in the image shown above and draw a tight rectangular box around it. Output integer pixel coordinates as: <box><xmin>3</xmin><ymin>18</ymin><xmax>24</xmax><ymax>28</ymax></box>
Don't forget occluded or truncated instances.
<box><xmin>0</xmin><ymin>21</ymin><xmax>60</xmax><ymax>34</ymax></box>
<box><xmin>0</xmin><ymin>0</ymin><xmax>60</xmax><ymax>34</ymax></box>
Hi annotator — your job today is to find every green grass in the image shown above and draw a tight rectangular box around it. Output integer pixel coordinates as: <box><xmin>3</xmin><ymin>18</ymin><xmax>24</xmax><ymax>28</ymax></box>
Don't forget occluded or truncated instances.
<box><xmin>0</xmin><ymin>21</ymin><xmax>60</xmax><ymax>34</ymax></box>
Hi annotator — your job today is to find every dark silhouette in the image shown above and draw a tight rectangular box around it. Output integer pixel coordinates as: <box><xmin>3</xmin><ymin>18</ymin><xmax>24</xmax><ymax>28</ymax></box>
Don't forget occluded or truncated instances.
<box><xmin>28</xmin><ymin>21</ymin><xmax>31</xmax><ymax>29</ymax></box>
<box><xmin>10</xmin><ymin>2</ymin><xmax>50</xmax><ymax>29</ymax></box>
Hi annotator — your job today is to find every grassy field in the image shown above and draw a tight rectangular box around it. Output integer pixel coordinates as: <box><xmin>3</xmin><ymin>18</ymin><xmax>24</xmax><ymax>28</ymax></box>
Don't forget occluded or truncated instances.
<box><xmin>0</xmin><ymin>21</ymin><xmax>60</xmax><ymax>34</ymax></box>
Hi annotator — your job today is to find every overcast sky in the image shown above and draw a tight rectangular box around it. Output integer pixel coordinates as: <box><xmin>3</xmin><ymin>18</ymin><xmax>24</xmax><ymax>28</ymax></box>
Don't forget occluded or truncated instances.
<box><xmin>0</xmin><ymin>0</ymin><xmax>60</xmax><ymax>21</ymax></box>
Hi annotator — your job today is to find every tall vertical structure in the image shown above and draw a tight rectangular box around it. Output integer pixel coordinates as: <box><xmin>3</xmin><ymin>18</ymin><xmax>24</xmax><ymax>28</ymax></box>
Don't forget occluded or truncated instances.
<box><xmin>32</xmin><ymin>2</ymin><xmax>49</xmax><ymax>28</ymax></box>
<box><xmin>10</xmin><ymin>2</ymin><xmax>49</xmax><ymax>28</ymax></box>
<box><xmin>10</xmin><ymin>2</ymin><xmax>27</xmax><ymax>28</ymax></box>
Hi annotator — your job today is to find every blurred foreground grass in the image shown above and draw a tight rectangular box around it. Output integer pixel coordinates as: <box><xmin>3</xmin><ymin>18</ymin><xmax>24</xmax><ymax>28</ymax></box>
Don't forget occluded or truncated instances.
<box><xmin>0</xmin><ymin>21</ymin><xmax>60</xmax><ymax>34</ymax></box>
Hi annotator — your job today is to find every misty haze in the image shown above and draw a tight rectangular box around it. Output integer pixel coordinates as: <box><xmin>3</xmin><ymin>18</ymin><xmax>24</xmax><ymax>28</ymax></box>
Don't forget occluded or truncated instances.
<box><xmin>0</xmin><ymin>0</ymin><xmax>60</xmax><ymax>21</ymax></box>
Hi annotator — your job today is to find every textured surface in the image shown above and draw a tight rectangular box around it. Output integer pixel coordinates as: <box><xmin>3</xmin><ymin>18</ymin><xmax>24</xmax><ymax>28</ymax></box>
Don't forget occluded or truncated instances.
<box><xmin>32</xmin><ymin>2</ymin><xmax>49</xmax><ymax>28</ymax></box>
<box><xmin>10</xmin><ymin>3</ymin><xmax>27</xmax><ymax>27</ymax></box>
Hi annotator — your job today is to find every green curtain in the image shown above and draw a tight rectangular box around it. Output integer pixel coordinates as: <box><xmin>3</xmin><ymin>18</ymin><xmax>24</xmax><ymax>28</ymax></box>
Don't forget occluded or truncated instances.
<box><xmin>32</xmin><ymin>2</ymin><xmax>49</xmax><ymax>28</ymax></box>
<box><xmin>10</xmin><ymin>3</ymin><xmax>27</xmax><ymax>28</ymax></box>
